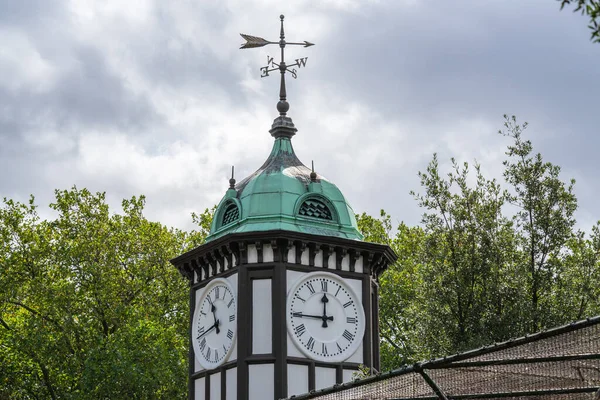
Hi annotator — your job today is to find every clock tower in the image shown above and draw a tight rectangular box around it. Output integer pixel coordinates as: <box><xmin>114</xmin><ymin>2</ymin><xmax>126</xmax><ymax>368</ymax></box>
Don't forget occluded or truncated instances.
<box><xmin>170</xmin><ymin>16</ymin><xmax>397</xmax><ymax>400</ymax></box>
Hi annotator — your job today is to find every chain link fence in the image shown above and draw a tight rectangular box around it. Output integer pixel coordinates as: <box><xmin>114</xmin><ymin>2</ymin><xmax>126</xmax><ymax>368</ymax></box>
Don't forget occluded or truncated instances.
<box><xmin>287</xmin><ymin>317</ymin><xmax>600</xmax><ymax>400</ymax></box>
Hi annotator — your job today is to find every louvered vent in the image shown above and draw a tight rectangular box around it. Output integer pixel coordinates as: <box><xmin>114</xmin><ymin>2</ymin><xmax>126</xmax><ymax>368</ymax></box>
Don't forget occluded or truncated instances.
<box><xmin>222</xmin><ymin>204</ymin><xmax>240</xmax><ymax>226</ymax></box>
<box><xmin>298</xmin><ymin>199</ymin><xmax>333</xmax><ymax>221</ymax></box>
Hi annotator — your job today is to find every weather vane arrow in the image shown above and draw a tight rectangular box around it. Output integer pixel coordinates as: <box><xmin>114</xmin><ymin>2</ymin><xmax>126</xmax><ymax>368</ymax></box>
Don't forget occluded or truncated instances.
<box><xmin>239</xmin><ymin>15</ymin><xmax>314</xmax><ymax>117</ymax></box>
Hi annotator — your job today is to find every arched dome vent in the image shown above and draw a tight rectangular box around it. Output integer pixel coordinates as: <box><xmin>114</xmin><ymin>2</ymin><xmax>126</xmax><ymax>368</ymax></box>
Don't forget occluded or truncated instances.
<box><xmin>298</xmin><ymin>198</ymin><xmax>333</xmax><ymax>221</ymax></box>
<box><xmin>221</xmin><ymin>203</ymin><xmax>240</xmax><ymax>226</ymax></box>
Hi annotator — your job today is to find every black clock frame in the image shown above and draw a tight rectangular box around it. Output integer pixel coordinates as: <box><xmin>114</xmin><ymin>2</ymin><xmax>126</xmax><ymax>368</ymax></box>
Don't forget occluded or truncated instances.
<box><xmin>172</xmin><ymin>230</ymin><xmax>397</xmax><ymax>400</ymax></box>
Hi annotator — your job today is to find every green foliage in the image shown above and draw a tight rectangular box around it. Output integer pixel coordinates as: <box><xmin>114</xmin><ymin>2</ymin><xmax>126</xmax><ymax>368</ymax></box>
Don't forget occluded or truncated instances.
<box><xmin>356</xmin><ymin>210</ymin><xmax>392</xmax><ymax>245</ymax></box>
<box><xmin>0</xmin><ymin>187</ymin><xmax>209</xmax><ymax>399</ymax></box>
<box><xmin>361</xmin><ymin>116</ymin><xmax>600</xmax><ymax>372</ymax></box>
<box><xmin>559</xmin><ymin>0</ymin><xmax>600</xmax><ymax>42</ymax></box>
<box><xmin>501</xmin><ymin>115</ymin><xmax>578</xmax><ymax>331</ymax></box>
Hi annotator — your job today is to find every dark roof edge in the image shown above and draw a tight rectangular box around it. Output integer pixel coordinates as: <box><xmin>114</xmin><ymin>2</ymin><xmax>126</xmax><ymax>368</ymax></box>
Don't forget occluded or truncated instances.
<box><xmin>170</xmin><ymin>229</ymin><xmax>398</xmax><ymax>267</ymax></box>
<box><xmin>287</xmin><ymin>315</ymin><xmax>600</xmax><ymax>400</ymax></box>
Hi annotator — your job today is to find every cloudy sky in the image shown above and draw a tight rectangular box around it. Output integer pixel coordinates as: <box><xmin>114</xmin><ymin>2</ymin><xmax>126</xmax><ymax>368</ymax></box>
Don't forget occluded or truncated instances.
<box><xmin>1</xmin><ymin>0</ymin><xmax>598</xmax><ymax>232</ymax></box>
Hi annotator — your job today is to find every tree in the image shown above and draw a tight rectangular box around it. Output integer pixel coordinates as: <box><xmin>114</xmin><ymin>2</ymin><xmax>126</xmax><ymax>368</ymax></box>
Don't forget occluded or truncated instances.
<box><xmin>364</xmin><ymin>116</ymin><xmax>600</xmax><ymax>372</ymax></box>
<box><xmin>0</xmin><ymin>187</ymin><xmax>207</xmax><ymax>399</ymax></box>
<box><xmin>558</xmin><ymin>0</ymin><xmax>600</xmax><ymax>42</ymax></box>
<box><xmin>356</xmin><ymin>211</ymin><xmax>427</xmax><ymax>370</ymax></box>
<box><xmin>501</xmin><ymin>115</ymin><xmax>578</xmax><ymax>331</ymax></box>
<box><xmin>410</xmin><ymin>155</ymin><xmax>520</xmax><ymax>355</ymax></box>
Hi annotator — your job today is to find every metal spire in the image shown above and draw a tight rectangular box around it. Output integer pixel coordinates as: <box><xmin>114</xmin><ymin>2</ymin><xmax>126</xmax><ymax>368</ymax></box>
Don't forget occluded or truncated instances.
<box><xmin>240</xmin><ymin>15</ymin><xmax>314</xmax><ymax>117</ymax></box>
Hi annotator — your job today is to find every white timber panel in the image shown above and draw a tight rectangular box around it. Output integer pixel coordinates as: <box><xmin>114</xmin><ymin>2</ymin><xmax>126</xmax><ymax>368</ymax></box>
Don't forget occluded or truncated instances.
<box><xmin>194</xmin><ymin>377</ymin><xmax>205</xmax><ymax>400</ymax></box>
<box><xmin>314</xmin><ymin>249</ymin><xmax>323</xmax><ymax>267</ymax></box>
<box><xmin>263</xmin><ymin>243</ymin><xmax>274</xmax><ymax>262</ymax></box>
<box><xmin>300</xmin><ymin>247</ymin><xmax>309</xmax><ymax>264</ymax></box>
<box><xmin>327</xmin><ymin>251</ymin><xmax>336</xmax><ymax>268</ymax></box>
<box><xmin>249</xmin><ymin>364</ymin><xmax>274</xmax><ymax>400</ymax></box>
<box><xmin>287</xmin><ymin>364</ymin><xmax>309</xmax><ymax>397</ymax></box>
<box><xmin>252</xmin><ymin>279</ymin><xmax>272</xmax><ymax>354</ymax></box>
<box><xmin>342</xmin><ymin>369</ymin><xmax>355</xmax><ymax>384</ymax></box>
<box><xmin>355</xmin><ymin>255</ymin><xmax>363</xmax><ymax>273</ymax></box>
<box><xmin>315</xmin><ymin>367</ymin><xmax>337</xmax><ymax>391</ymax></box>
<box><xmin>346</xmin><ymin>278</ymin><xmax>364</xmax><ymax>364</ymax></box>
<box><xmin>194</xmin><ymin>286</ymin><xmax>208</xmax><ymax>373</ymax></box>
<box><xmin>247</xmin><ymin>244</ymin><xmax>258</xmax><ymax>263</ymax></box>
<box><xmin>227</xmin><ymin>272</ymin><xmax>238</xmax><ymax>361</ymax></box>
<box><xmin>287</xmin><ymin>270</ymin><xmax>306</xmax><ymax>357</ymax></box>
<box><xmin>210</xmin><ymin>372</ymin><xmax>221</xmax><ymax>400</ymax></box>
<box><xmin>228</xmin><ymin>272</ymin><xmax>238</xmax><ymax>295</ymax></box>
<box><xmin>287</xmin><ymin>270</ymin><xmax>306</xmax><ymax>293</ymax></box>
<box><xmin>341</xmin><ymin>253</ymin><xmax>350</xmax><ymax>271</ymax></box>
<box><xmin>287</xmin><ymin>244</ymin><xmax>295</xmax><ymax>263</ymax></box>
<box><xmin>194</xmin><ymin>357</ymin><xmax>203</xmax><ymax>374</ymax></box>
<box><xmin>226</xmin><ymin>367</ymin><xmax>237</xmax><ymax>400</ymax></box>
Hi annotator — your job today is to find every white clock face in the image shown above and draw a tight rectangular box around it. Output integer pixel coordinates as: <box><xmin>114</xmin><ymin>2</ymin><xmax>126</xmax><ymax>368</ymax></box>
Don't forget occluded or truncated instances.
<box><xmin>192</xmin><ymin>278</ymin><xmax>237</xmax><ymax>369</ymax></box>
<box><xmin>287</xmin><ymin>272</ymin><xmax>365</xmax><ymax>363</ymax></box>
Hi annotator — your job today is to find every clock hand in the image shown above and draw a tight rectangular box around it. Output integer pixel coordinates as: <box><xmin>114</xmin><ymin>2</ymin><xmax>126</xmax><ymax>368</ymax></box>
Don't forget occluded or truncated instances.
<box><xmin>210</xmin><ymin>303</ymin><xmax>220</xmax><ymax>334</ymax></box>
<box><xmin>292</xmin><ymin>312</ymin><xmax>334</xmax><ymax>321</ymax></box>
<box><xmin>321</xmin><ymin>293</ymin><xmax>329</xmax><ymax>328</ymax></box>
<box><xmin>197</xmin><ymin>321</ymin><xmax>219</xmax><ymax>340</ymax></box>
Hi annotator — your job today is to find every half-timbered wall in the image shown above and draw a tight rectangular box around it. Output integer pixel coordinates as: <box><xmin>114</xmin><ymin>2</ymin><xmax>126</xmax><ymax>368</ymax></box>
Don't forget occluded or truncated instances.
<box><xmin>172</xmin><ymin>232</ymin><xmax>396</xmax><ymax>400</ymax></box>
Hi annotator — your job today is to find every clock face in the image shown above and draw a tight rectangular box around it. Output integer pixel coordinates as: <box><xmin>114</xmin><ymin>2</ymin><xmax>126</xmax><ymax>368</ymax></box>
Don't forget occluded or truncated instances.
<box><xmin>287</xmin><ymin>272</ymin><xmax>365</xmax><ymax>363</ymax></box>
<box><xmin>192</xmin><ymin>278</ymin><xmax>237</xmax><ymax>369</ymax></box>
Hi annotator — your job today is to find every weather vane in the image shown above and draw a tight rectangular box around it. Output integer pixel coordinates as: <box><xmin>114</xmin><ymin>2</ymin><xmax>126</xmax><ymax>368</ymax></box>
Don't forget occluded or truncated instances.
<box><xmin>240</xmin><ymin>15</ymin><xmax>314</xmax><ymax>117</ymax></box>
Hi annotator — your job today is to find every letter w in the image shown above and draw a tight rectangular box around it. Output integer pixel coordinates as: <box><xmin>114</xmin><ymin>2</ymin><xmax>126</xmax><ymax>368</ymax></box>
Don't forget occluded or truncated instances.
<box><xmin>295</xmin><ymin>57</ymin><xmax>308</xmax><ymax>68</ymax></box>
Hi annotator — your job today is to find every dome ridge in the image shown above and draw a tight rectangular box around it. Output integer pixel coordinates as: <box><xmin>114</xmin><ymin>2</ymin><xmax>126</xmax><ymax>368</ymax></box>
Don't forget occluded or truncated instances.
<box><xmin>206</xmin><ymin>125</ymin><xmax>362</xmax><ymax>242</ymax></box>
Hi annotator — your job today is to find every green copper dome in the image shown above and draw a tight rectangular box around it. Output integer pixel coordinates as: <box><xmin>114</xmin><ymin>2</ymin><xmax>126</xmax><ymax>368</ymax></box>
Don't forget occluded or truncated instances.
<box><xmin>206</xmin><ymin>116</ymin><xmax>362</xmax><ymax>242</ymax></box>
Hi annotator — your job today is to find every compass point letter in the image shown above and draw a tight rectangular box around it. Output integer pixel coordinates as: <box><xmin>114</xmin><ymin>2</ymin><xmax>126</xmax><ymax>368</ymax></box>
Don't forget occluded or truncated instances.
<box><xmin>295</xmin><ymin>57</ymin><xmax>308</xmax><ymax>68</ymax></box>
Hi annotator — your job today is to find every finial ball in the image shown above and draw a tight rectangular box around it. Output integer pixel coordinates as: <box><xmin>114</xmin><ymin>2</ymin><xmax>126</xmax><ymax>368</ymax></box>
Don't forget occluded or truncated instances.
<box><xmin>277</xmin><ymin>100</ymin><xmax>289</xmax><ymax>114</ymax></box>
<box><xmin>280</xmin><ymin>14</ymin><xmax>285</xmax><ymax>20</ymax></box>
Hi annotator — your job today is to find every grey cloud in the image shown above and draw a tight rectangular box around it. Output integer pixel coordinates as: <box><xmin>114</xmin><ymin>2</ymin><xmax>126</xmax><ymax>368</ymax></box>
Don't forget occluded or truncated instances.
<box><xmin>1</xmin><ymin>0</ymin><xmax>599</xmax><ymax>232</ymax></box>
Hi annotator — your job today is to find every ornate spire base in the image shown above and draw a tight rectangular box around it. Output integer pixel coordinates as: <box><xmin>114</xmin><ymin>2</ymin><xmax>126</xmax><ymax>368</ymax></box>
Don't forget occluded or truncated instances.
<box><xmin>269</xmin><ymin>116</ymin><xmax>297</xmax><ymax>139</ymax></box>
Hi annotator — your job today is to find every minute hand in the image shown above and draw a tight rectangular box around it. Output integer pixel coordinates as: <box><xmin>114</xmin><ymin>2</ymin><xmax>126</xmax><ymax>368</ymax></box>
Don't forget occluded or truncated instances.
<box><xmin>196</xmin><ymin>320</ymin><xmax>219</xmax><ymax>340</ymax></box>
<box><xmin>292</xmin><ymin>312</ymin><xmax>333</xmax><ymax>321</ymax></box>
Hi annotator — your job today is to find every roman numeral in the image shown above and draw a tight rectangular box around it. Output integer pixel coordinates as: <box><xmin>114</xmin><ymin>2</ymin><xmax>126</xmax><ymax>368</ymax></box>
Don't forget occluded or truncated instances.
<box><xmin>337</xmin><ymin>342</ymin><xmax>342</xmax><ymax>352</ymax></box>
<box><xmin>307</xmin><ymin>337</ymin><xmax>315</xmax><ymax>351</ymax></box>
<box><xmin>292</xmin><ymin>312</ymin><xmax>303</xmax><ymax>317</ymax></box>
<box><xmin>322</xmin><ymin>343</ymin><xmax>328</xmax><ymax>355</ymax></box>
<box><xmin>295</xmin><ymin>295</ymin><xmax>306</xmax><ymax>303</ymax></box>
<box><xmin>229</xmin><ymin>314</ymin><xmax>235</xmax><ymax>322</ymax></box>
<box><xmin>223</xmin><ymin>344</ymin><xmax>227</xmax><ymax>353</ymax></box>
<box><xmin>227</xmin><ymin>329</ymin><xmax>233</xmax><ymax>340</ymax></box>
<box><xmin>335</xmin><ymin>286</ymin><xmax>342</xmax><ymax>297</ymax></box>
<box><xmin>321</xmin><ymin>280</ymin><xmax>328</xmax><ymax>292</ymax></box>
<box><xmin>200</xmin><ymin>311</ymin><xmax>207</xmax><ymax>316</ymax></box>
<box><xmin>215</xmin><ymin>287</ymin><xmax>220</xmax><ymax>299</ymax></box>
<box><xmin>199</xmin><ymin>337</ymin><xmax>206</xmax><ymax>351</ymax></box>
<box><xmin>206</xmin><ymin>347</ymin><xmax>211</xmax><ymax>360</ymax></box>
<box><xmin>347</xmin><ymin>317</ymin><xmax>356</xmax><ymax>324</ymax></box>
<box><xmin>228</xmin><ymin>298</ymin><xmax>234</xmax><ymax>308</ymax></box>
<box><xmin>306</xmin><ymin>282</ymin><xmax>315</xmax><ymax>294</ymax></box>
<box><xmin>197</xmin><ymin>326</ymin><xmax>205</xmax><ymax>337</ymax></box>
<box><xmin>295</xmin><ymin>324</ymin><xmax>306</xmax><ymax>337</ymax></box>
<box><xmin>343</xmin><ymin>330</ymin><xmax>354</xmax><ymax>342</ymax></box>
<box><xmin>214</xmin><ymin>349</ymin><xmax>219</xmax><ymax>361</ymax></box>
<box><xmin>343</xmin><ymin>300</ymin><xmax>353</xmax><ymax>308</ymax></box>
